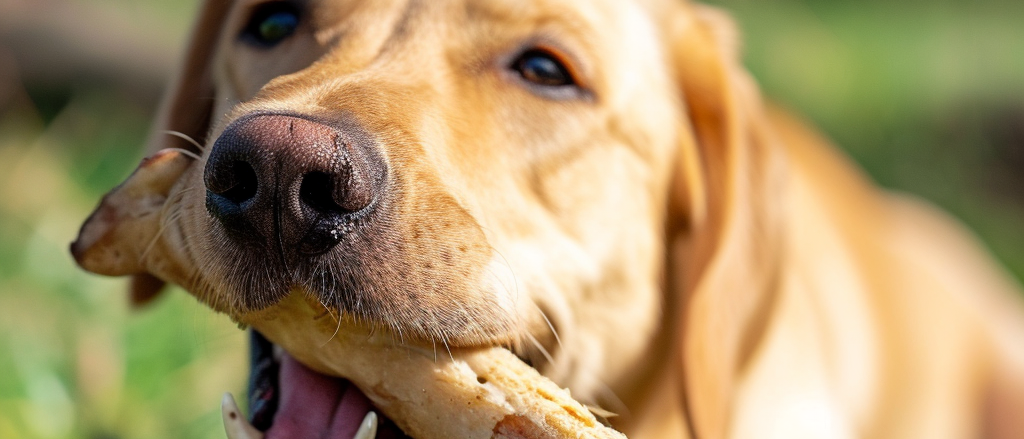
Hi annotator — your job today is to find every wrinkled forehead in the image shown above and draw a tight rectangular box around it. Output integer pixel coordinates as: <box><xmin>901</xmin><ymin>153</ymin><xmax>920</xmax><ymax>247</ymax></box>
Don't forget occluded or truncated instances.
<box><xmin>279</xmin><ymin>0</ymin><xmax>662</xmax><ymax>40</ymax></box>
<box><xmin>217</xmin><ymin>0</ymin><xmax>668</xmax><ymax>97</ymax></box>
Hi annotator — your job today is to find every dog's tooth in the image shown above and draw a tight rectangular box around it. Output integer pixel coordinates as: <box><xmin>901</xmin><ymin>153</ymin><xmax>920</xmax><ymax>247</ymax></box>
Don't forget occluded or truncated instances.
<box><xmin>222</xmin><ymin>392</ymin><xmax>266</xmax><ymax>439</ymax></box>
<box><xmin>352</xmin><ymin>411</ymin><xmax>378</xmax><ymax>439</ymax></box>
<box><xmin>272</xmin><ymin>343</ymin><xmax>285</xmax><ymax>362</ymax></box>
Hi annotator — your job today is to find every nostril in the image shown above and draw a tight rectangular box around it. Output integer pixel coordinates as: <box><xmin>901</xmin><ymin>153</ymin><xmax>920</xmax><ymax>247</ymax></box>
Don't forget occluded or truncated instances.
<box><xmin>205</xmin><ymin>159</ymin><xmax>260</xmax><ymax>227</ymax></box>
<box><xmin>299</xmin><ymin>171</ymin><xmax>342</xmax><ymax>214</ymax></box>
<box><xmin>221</xmin><ymin>161</ymin><xmax>259</xmax><ymax>204</ymax></box>
<box><xmin>207</xmin><ymin>160</ymin><xmax>259</xmax><ymax>205</ymax></box>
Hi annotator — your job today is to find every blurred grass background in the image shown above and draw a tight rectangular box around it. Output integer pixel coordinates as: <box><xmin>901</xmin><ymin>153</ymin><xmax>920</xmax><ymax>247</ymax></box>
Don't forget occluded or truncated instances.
<box><xmin>0</xmin><ymin>1</ymin><xmax>246</xmax><ymax>438</ymax></box>
<box><xmin>0</xmin><ymin>0</ymin><xmax>1021</xmax><ymax>438</ymax></box>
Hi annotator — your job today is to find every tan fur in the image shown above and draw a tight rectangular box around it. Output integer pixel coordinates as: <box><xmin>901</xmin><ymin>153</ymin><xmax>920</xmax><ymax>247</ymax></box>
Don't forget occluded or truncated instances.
<box><xmin>73</xmin><ymin>0</ymin><xmax>1024</xmax><ymax>438</ymax></box>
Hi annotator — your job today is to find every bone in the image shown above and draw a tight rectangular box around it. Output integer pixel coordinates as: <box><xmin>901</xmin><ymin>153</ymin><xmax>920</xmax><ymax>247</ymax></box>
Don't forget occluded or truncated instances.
<box><xmin>240</xmin><ymin>292</ymin><xmax>628</xmax><ymax>439</ymax></box>
<box><xmin>71</xmin><ymin>148</ymin><xmax>201</xmax><ymax>306</ymax></box>
<box><xmin>71</xmin><ymin>148</ymin><xmax>192</xmax><ymax>277</ymax></box>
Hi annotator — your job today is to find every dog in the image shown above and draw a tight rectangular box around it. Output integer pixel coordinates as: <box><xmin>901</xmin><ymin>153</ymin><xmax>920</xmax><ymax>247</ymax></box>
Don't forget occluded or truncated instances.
<box><xmin>71</xmin><ymin>0</ymin><xmax>1024</xmax><ymax>437</ymax></box>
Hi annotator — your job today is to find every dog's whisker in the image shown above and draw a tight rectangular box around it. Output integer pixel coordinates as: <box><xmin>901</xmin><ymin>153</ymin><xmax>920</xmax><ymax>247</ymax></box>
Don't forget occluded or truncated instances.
<box><xmin>590</xmin><ymin>377</ymin><xmax>630</xmax><ymax>420</ymax></box>
<box><xmin>440</xmin><ymin>338</ymin><xmax>455</xmax><ymax>363</ymax></box>
<box><xmin>166</xmin><ymin>147</ymin><xmax>202</xmax><ymax>161</ymax></box>
<box><xmin>145</xmin><ymin>207</ymin><xmax>183</xmax><ymax>252</ymax></box>
<box><xmin>139</xmin><ymin>216</ymin><xmax>173</xmax><ymax>264</ymax></box>
<box><xmin>313</xmin><ymin>269</ymin><xmax>345</xmax><ymax>346</ymax></box>
<box><xmin>392</xmin><ymin>317</ymin><xmax>406</xmax><ymax>348</ymax></box>
<box><xmin>317</xmin><ymin>294</ymin><xmax>339</xmax><ymax>320</ymax></box>
<box><xmin>481</xmin><ymin>245</ymin><xmax>533</xmax><ymax>348</ymax></box>
<box><xmin>536</xmin><ymin>304</ymin><xmax>564</xmax><ymax>355</ymax></box>
<box><xmin>489</xmin><ymin>245</ymin><xmax>520</xmax><ymax>303</ymax></box>
<box><xmin>525</xmin><ymin>331</ymin><xmax>556</xmax><ymax>367</ymax></box>
<box><xmin>320</xmin><ymin>307</ymin><xmax>344</xmax><ymax>348</ymax></box>
<box><xmin>327</xmin><ymin>262</ymin><xmax>347</xmax><ymax>344</ymax></box>
<box><xmin>139</xmin><ymin>186</ymin><xmax>194</xmax><ymax>263</ymax></box>
<box><xmin>452</xmin><ymin>299</ymin><xmax>478</xmax><ymax>344</ymax></box>
<box><xmin>162</xmin><ymin>130</ymin><xmax>206</xmax><ymax>152</ymax></box>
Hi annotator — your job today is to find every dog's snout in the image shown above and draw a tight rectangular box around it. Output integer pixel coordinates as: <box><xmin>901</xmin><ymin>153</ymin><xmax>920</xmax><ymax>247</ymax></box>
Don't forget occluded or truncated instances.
<box><xmin>204</xmin><ymin>114</ymin><xmax>384</xmax><ymax>255</ymax></box>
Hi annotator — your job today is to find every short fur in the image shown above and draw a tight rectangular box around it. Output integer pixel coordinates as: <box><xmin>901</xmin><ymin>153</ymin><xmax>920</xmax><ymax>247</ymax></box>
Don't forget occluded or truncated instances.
<box><xmin>81</xmin><ymin>1</ymin><xmax>1024</xmax><ymax>437</ymax></box>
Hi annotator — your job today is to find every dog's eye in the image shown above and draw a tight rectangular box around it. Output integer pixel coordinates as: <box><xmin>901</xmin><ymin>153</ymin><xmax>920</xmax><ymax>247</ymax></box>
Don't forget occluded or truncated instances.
<box><xmin>242</xmin><ymin>2</ymin><xmax>300</xmax><ymax>47</ymax></box>
<box><xmin>512</xmin><ymin>50</ymin><xmax>575</xmax><ymax>87</ymax></box>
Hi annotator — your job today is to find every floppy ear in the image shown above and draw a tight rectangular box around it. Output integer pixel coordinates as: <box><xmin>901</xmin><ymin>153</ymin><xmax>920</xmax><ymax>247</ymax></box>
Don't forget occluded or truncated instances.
<box><xmin>665</xmin><ymin>5</ymin><xmax>787</xmax><ymax>438</ymax></box>
<box><xmin>100</xmin><ymin>0</ymin><xmax>231</xmax><ymax>307</ymax></box>
<box><xmin>146</xmin><ymin>0</ymin><xmax>231</xmax><ymax>155</ymax></box>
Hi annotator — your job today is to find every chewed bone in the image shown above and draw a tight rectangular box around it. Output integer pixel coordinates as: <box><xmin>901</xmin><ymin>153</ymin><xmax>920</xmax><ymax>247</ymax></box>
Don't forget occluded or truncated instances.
<box><xmin>238</xmin><ymin>293</ymin><xmax>627</xmax><ymax>439</ymax></box>
<box><xmin>72</xmin><ymin>149</ymin><xmax>190</xmax><ymax>275</ymax></box>
<box><xmin>71</xmin><ymin>148</ymin><xmax>198</xmax><ymax>306</ymax></box>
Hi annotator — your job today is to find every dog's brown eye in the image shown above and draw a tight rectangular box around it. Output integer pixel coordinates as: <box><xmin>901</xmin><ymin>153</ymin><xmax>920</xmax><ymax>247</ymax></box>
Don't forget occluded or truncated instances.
<box><xmin>513</xmin><ymin>50</ymin><xmax>575</xmax><ymax>87</ymax></box>
<box><xmin>242</xmin><ymin>2</ymin><xmax>300</xmax><ymax>47</ymax></box>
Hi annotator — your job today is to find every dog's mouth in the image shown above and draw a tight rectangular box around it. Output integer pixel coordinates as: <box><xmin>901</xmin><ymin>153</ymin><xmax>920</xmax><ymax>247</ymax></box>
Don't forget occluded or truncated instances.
<box><xmin>231</xmin><ymin>330</ymin><xmax>411</xmax><ymax>439</ymax></box>
<box><xmin>227</xmin><ymin>329</ymin><xmax>554</xmax><ymax>439</ymax></box>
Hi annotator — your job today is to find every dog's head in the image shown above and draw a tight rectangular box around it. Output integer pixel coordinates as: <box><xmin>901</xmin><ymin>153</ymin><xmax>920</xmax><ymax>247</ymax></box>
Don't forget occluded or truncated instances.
<box><xmin>73</xmin><ymin>0</ymin><xmax>783</xmax><ymax>436</ymax></box>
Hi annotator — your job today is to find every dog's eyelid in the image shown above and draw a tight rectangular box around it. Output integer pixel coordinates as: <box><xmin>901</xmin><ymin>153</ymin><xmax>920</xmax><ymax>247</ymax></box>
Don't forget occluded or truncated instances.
<box><xmin>513</xmin><ymin>49</ymin><xmax>575</xmax><ymax>86</ymax></box>
<box><xmin>506</xmin><ymin>44</ymin><xmax>594</xmax><ymax>101</ymax></box>
<box><xmin>240</xmin><ymin>1</ymin><xmax>303</xmax><ymax>48</ymax></box>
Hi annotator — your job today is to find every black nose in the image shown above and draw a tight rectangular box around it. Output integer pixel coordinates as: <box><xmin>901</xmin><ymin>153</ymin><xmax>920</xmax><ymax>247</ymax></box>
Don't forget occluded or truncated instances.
<box><xmin>204</xmin><ymin>113</ymin><xmax>385</xmax><ymax>255</ymax></box>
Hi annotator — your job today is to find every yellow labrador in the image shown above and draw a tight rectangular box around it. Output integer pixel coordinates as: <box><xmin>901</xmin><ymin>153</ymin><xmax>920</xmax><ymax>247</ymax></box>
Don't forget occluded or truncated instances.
<box><xmin>72</xmin><ymin>0</ymin><xmax>1024</xmax><ymax>437</ymax></box>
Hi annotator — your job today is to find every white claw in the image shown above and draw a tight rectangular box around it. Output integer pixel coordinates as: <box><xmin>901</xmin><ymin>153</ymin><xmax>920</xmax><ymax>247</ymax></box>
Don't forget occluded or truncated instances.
<box><xmin>222</xmin><ymin>392</ymin><xmax>266</xmax><ymax>439</ymax></box>
<box><xmin>353</xmin><ymin>411</ymin><xmax>378</xmax><ymax>439</ymax></box>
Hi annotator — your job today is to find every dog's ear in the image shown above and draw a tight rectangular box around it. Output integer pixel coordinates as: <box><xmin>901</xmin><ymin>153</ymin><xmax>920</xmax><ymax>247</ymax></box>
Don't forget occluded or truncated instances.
<box><xmin>126</xmin><ymin>0</ymin><xmax>232</xmax><ymax>307</ymax></box>
<box><xmin>145</xmin><ymin>0</ymin><xmax>232</xmax><ymax>155</ymax></box>
<box><xmin>665</xmin><ymin>5</ymin><xmax>786</xmax><ymax>438</ymax></box>
<box><xmin>98</xmin><ymin>0</ymin><xmax>231</xmax><ymax>307</ymax></box>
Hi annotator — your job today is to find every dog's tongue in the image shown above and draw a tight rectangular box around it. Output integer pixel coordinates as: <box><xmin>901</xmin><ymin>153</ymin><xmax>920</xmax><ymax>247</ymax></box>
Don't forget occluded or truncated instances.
<box><xmin>266</xmin><ymin>354</ymin><xmax>407</xmax><ymax>439</ymax></box>
<box><xmin>265</xmin><ymin>354</ymin><xmax>371</xmax><ymax>438</ymax></box>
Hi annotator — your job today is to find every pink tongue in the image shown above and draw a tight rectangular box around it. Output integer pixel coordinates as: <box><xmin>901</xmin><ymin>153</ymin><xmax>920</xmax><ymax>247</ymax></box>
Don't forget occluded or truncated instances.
<box><xmin>265</xmin><ymin>354</ymin><xmax>372</xmax><ymax>439</ymax></box>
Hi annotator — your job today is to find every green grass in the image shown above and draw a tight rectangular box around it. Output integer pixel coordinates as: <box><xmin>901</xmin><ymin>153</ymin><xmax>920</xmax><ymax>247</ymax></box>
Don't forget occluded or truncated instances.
<box><xmin>1</xmin><ymin>0</ymin><xmax>1022</xmax><ymax>438</ymax></box>
<box><xmin>0</xmin><ymin>68</ymin><xmax>246</xmax><ymax>439</ymax></box>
